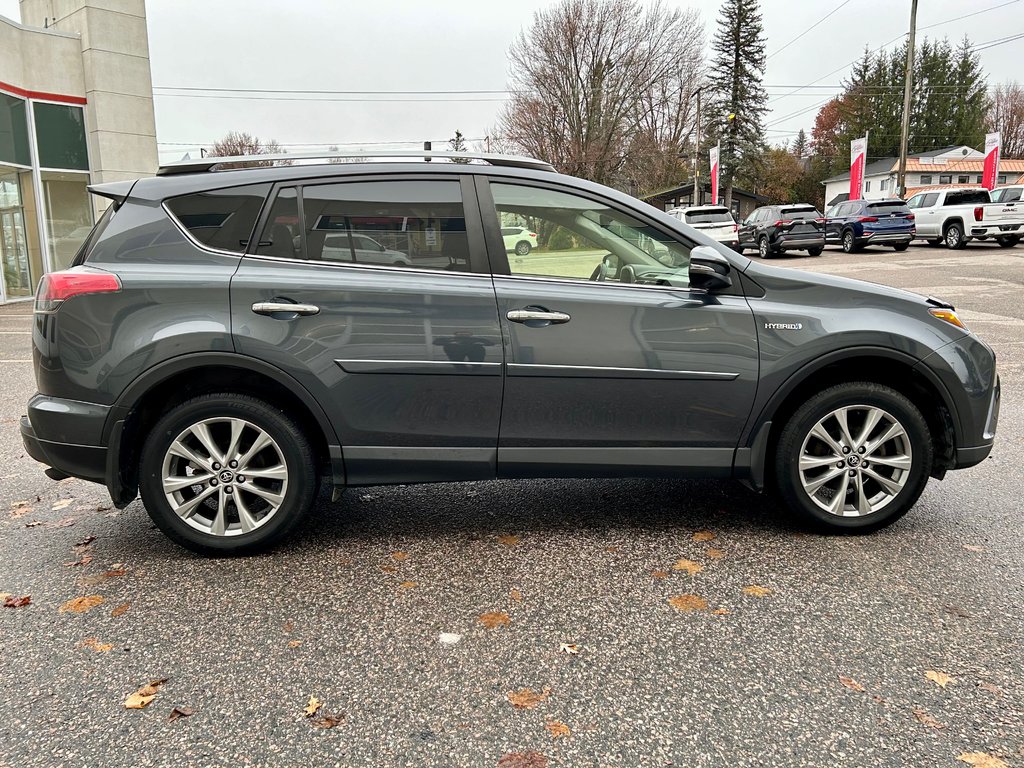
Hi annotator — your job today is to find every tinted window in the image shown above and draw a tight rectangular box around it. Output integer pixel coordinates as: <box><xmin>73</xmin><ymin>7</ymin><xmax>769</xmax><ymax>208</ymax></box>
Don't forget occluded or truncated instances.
<box><xmin>490</xmin><ymin>182</ymin><xmax>692</xmax><ymax>287</ymax></box>
<box><xmin>920</xmin><ymin>174</ymin><xmax>932</xmax><ymax>185</ymax></box>
<box><xmin>501</xmin><ymin>227</ymin><xmax>520</xmax><ymax>236</ymax></box>
<box><xmin>300</xmin><ymin>180</ymin><xmax>469</xmax><ymax>272</ymax></box>
<box><xmin>945</xmin><ymin>190</ymin><xmax>989</xmax><ymax>206</ymax></box>
<box><xmin>167</xmin><ymin>183</ymin><xmax>271</xmax><ymax>253</ymax></box>
<box><xmin>780</xmin><ymin>206</ymin><xmax>821</xmax><ymax>220</ymax></box>
<box><xmin>867</xmin><ymin>202</ymin><xmax>911</xmax><ymax>214</ymax></box>
<box><xmin>939</xmin><ymin>175</ymin><xmax>952</xmax><ymax>184</ymax></box>
<box><xmin>992</xmin><ymin>187</ymin><xmax>1021</xmax><ymax>203</ymax></box>
<box><xmin>921</xmin><ymin>193</ymin><xmax>939</xmax><ymax>207</ymax></box>
<box><xmin>684</xmin><ymin>207</ymin><xmax>733</xmax><ymax>224</ymax></box>
<box><xmin>256</xmin><ymin>187</ymin><xmax>299</xmax><ymax>259</ymax></box>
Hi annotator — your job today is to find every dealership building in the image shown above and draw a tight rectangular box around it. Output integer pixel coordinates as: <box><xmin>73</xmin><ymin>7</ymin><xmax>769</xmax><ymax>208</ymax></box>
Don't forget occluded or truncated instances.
<box><xmin>0</xmin><ymin>0</ymin><xmax>158</xmax><ymax>304</ymax></box>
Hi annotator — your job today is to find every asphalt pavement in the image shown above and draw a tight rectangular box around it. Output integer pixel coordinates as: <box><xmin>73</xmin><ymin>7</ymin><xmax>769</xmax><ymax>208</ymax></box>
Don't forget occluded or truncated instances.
<box><xmin>1</xmin><ymin>240</ymin><xmax>1022</xmax><ymax>768</ymax></box>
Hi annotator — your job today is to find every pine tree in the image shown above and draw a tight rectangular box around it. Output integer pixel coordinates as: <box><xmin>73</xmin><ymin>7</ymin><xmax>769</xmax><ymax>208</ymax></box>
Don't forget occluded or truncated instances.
<box><xmin>949</xmin><ymin>37</ymin><xmax>988</xmax><ymax>150</ymax></box>
<box><xmin>448</xmin><ymin>130</ymin><xmax>470</xmax><ymax>163</ymax></box>
<box><xmin>706</xmin><ymin>0</ymin><xmax>768</xmax><ymax>205</ymax></box>
<box><xmin>791</xmin><ymin>128</ymin><xmax>808</xmax><ymax>159</ymax></box>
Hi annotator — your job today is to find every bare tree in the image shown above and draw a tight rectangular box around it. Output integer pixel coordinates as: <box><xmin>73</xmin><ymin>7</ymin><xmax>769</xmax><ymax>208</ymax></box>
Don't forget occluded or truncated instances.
<box><xmin>498</xmin><ymin>0</ymin><xmax>704</xmax><ymax>192</ymax></box>
<box><xmin>205</xmin><ymin>131</ymin><xmax>292</xmax><ymax>167</ymax></box>
<box><xmin>989</xmin><ymin>81</ymin><xmax>1024</xmax><ymax>159</ymax></box>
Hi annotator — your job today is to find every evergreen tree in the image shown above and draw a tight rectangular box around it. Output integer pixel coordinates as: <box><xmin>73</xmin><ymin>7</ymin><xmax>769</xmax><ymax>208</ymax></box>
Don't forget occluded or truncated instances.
<box><xmin>448</xmin><ymin>130</ymin><xmax>470</xmax><ymax>163</ymax></box>
<box><xmin>950</xmin><ymin>37</ymin><xmax>988</xmax><ymax>149</ymax></box>
<box><xmin>791</xmin><ymin>128</ymin><xmax>808</xmax><ymax>159</ymax></box>
<box><xmin>706</xmin><ymin>0</ymin><xmax>768</xmax><ymax>205</ymax></box>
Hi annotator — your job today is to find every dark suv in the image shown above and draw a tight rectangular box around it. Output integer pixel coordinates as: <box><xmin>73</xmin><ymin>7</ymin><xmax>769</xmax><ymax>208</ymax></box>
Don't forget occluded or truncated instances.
<box><xmin>824</xmin><ymin>198</ymin><xmax>915</xmax><ymax>253</ymax></box>
<box><xmin>738</xmin><ymin>204</ymin><xmax>825</xmax><ymax>258</ymax></box>
<box><xmin>21</xmin><ymin>152</ymin><xmax>999</xmax><ymax>555</ymax></box>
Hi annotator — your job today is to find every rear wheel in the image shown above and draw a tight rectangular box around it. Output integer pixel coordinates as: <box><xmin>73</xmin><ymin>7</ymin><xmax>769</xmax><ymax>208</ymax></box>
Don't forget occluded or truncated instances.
<box><xmin>944</xmin><ymin>222</ymin><xmax>966</xmax><ymax>249</ymax></box>
<box><xmin>808</xmin><ymin>246</ymin><xmax>824</xmax><ymax>256</ymax></box>
<box><xmin>842</xmin><ymin>230</ymin><xmax>859</xmax><ymax>253</ymax></box>
<box><xmin>139</xmin><ymin>394</ymin><xmax>317</xmax><ymax>555</ymax></box>
<box><xmin>926</xmin><ymin>238</ymin><xmax>942</xmax><ymax>247</ymax></box>
<box><xmin>893</xmin><ymin>243</ymin><xmax>909</xmax><ymax>252</ymax></box>
<box><xmin>996</xmin><ymin>235</ymin><xmax>1020</xmax><ymax>248</ymax></box>
<box><xmin>758</xmin><ymin>236</ymin><xmax>770</xmax><ymax>258</ymax></box>
<box><xmin>515</xmin><ymin>241</ymin><xmax>532</xmax><ymax>256</ymax></box>
<box><xmin>774</xmin><ymin>382</ymin><xmax>932</xmax><ymax>532</ymax></box>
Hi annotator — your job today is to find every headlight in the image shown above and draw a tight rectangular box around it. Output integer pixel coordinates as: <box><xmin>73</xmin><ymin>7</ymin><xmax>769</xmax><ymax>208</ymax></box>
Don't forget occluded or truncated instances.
<box><xmin>929</xmin><ymin>307</ymin><xmax>968</xmax><ymax>331</ymax></box>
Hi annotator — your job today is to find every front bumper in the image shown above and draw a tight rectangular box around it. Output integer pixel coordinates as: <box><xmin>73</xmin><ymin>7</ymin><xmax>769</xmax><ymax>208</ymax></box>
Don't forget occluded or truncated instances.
<box><xmin>20</xmin><ymin>394</ymin><xmax>111</xmax><ymax>484</ymax></box>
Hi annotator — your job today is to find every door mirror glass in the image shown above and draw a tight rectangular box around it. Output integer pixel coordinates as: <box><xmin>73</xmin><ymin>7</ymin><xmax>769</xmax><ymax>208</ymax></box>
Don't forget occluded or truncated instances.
<box><xmin>688</xmin><ymin>245</ymin><xmax>732</xmax><ymax>291</ymax></box>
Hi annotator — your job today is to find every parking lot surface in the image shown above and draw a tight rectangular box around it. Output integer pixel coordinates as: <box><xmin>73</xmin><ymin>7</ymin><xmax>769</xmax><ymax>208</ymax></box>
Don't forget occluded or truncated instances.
<box><xmin>1</xmin><ymin>241</ymin><xmax>1022</xmax><ymax>767</ymax></box>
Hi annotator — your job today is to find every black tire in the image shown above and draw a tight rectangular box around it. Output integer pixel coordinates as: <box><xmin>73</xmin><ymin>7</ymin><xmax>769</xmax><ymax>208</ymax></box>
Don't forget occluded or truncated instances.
<box><xmin>773</xmin><ymin>382</ymin><xmax>933</xmax><ymax>533</ymax></box>
<box><xmin>758</xmin><ymin>236</ymin><xmax>770</xmax><ymax>258</ymax></box>
<box><xmin>808</xmin><ymin>246</ymin><xmax>824</xmax><ymax>256</ymax></box>
<box><xmin>944</xmin><ymin>222</ymin><xmax>966</xmax><ymax>250</ymax></box>
<box><xmin>893</xmin><ymin>243</ymin><xmax>909</xmax><ymax>252</ymax></box>
<box><xmin>926</xmin><ymin>238</ymin><xmax>942</xmax><ymax>247</ymax></box>
<box><xmin>841</xmin><ymin>230</ymin><xmax>859</xmax><ymax>253</ymax></box>
<box><xmin>997</xmin><ymin>235</ymin><xmax>1020</xmax><ymax>248</ymax></box>
<box><xmin>139</xmin><ymin>393</ymin><xmax>318</xmax><ymax>556</ymax></box>
<box><xmin>515</xmin><ymin>241</ymin><xmax>531</xmax><ymax>256</ymax></box>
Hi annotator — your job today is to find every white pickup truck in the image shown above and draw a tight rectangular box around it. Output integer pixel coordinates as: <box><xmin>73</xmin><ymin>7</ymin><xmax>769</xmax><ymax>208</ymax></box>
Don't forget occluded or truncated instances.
<box><xmin>906</xmin><ymin>187</ymin><xmax>1024</xmax><ymax>248</ymax></box>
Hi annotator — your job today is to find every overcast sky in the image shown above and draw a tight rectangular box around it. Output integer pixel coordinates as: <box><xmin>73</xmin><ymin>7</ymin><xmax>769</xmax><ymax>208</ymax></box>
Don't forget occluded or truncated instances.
<box><xmin>1</xmin><ymin>0</ymin><xmax>1019</xmax><ymax>162</ymax></box>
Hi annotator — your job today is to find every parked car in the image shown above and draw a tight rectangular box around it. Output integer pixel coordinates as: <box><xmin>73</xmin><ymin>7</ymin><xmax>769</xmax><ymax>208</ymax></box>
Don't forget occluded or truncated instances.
<box><xmin>990</xmin><ymin>184</ymin><xmax>1023</xmax><ymax>237</ymax></box>
<box><xmin>906</xmin><ymin>187</ymin><xmax>1024</xmax><ymax>248</ymax></box>
<box><xmin>322</xmin><ymin>233</ymin><xmax>412</xmax><ymax>266</ymax></box>
<box><xmin>502</xmin><ymin>226</ymin><xmax>537</xmax><ymax>255</ymax></box>
<box><xmin>667</xmin><ymin>205</ymin><xmax>739</xmax><ymax>250</ymax></box>
<box><xmin>824</xmin><ymin>199</ymin><xmax>915</xmax><ymax>253</ymax></box>
<box><xmin>738</xmin><ymin>204</ymin><xmax>825</xmax><ymax>257</ymax></box>
<box><xmin>22</xmin><ymin>151</ymin><xmax>998</xmax><ymax>555</ymax></box>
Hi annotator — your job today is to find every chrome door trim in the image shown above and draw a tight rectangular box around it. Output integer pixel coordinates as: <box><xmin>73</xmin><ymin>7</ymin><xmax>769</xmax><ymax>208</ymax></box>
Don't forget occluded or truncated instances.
<box><xmin>336</xmin><ymin>359</ymin><xmax>502</xmax><ymax>375</ymax></box>
<box><xmin>505</xmin><ymin>363</ymin><xmax>739</xmax><ymax>380</ymax></box>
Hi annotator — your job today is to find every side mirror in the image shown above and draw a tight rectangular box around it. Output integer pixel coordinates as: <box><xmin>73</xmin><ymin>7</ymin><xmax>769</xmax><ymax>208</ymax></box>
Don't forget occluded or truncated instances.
<box><xmin>689</xmin><ymin>245</ymin><xmax>732</xmax><ymax>291</ymax></box>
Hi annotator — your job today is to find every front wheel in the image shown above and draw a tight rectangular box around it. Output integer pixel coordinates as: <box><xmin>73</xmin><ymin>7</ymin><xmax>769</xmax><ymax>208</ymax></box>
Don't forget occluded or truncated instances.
<box><xmin>758</xmin><ymin>236</ymin><xmax>770</xmax><ymax>258</ymax></box>
<box><xmin>774</xmin><ymin>382</ymin><xmax>932</xmax><ymax>532</ymax></box>
<box><xmin>139</xmin><ymin>394</ymin><xmax>318</xmax><ymax>555</ymax></box>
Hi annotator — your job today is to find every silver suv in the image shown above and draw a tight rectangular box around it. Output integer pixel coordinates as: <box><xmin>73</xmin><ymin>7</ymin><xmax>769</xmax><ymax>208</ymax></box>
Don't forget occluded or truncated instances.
<box><xmin>21</xmin><ymin>151</ymin><xmax>999</xmax><ymax>555</ymax></box>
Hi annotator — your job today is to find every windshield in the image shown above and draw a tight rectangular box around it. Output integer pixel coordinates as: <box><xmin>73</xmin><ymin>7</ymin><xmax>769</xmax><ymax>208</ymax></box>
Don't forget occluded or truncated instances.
<box><xmin>684</xmin><ymin>208</ymin><xmax>733</xmax><ymax>225</ymax></box>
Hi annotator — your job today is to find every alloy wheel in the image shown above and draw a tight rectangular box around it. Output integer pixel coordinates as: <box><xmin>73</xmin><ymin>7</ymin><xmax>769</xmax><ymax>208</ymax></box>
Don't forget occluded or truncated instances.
<box><xmin>160</xmin><ymin>417</ymin><xmax>288</xmax><ymax>536</ymax></box>
<box><xmin>797</xmin><ymin>405</ymin><xmax>912</xmax><ymax>517</ymax></box>
<box><xmin>946</xmin><ymin>226</ymin><xmax>961</xmax><ymax>248</ymax></box>
<box><xmin>759</xmin><ymin>238</ymin><xmax>769</xmax><ymax>258</ymax></box>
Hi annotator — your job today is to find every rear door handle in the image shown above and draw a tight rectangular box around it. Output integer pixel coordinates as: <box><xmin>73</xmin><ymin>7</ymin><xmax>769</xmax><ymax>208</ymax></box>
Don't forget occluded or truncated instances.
<box><xmin>252</xmin><ymin>302</ymin><xmax>320</xmax><ymax>316</ymax></box>
<box><xmin>506</xmin><ymin>308</ymin><xmax>571</xmax><ymax>325</ymax></box>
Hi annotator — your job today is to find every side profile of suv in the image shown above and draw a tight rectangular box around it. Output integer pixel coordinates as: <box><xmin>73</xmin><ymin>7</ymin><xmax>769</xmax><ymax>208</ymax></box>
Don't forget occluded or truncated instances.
<box><xmin>501</xmin><ymin>226</ymin><xmax>537</xmax><ymax>255</ymax></box>
<box><xmin>21</xmin><ymin>151</ymin><xmax>999</xmax><ymax>555</ymax></box>
<box><xmin>738</xmin><ymin>204</ymin><xmax>825</xmax><ymax>257</ymax></box>
<box><xmin>824</xmin><ymin>198</ymin><xmax>916</xmax><ymax>253</ymax></box>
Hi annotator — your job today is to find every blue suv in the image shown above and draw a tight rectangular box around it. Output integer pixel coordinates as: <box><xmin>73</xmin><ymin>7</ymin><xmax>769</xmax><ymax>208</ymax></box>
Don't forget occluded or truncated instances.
<box><xmin>825</xmin><ymin>199</ymin><xmax>915</xmax><ymax>253</ymax></box>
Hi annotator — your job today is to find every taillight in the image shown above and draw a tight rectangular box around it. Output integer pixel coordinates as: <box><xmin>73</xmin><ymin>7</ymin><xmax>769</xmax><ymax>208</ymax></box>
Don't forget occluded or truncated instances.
<box><xmin>904</xmin><ymin>213</ymin><xmax>915</xmax><ymax>220</ymax></box>
<box><xmin>529</xmin><ymin>232</ymin><xmax>537</xmax><ymax>238</ymax></box>
<box><xmin>974</xmin><ymin>206</ymin><xmax>984</xmax><ymax>221</ymax></box>
<box><xmin>858</xmin><ymin>216</ymin><xmax>879</xmax><ymax>223</ymax></box>
<box><xmin>773</xmin><ymin>219</ymin><xmax>792</xmax><ymax>227</ymax></box>
<box><xmin>814</xmin><ymin>217</ymin><xmax>826</xmax><ymax>224</ymax></box>
<box><xmin>35</xmin><ymin>268</ymin><xmax>121</xmax><ymax>313</ymax></box>
<box><xmin>732</xmin><ymin>224</ymin><xmax>738</xmax><ymax>232</ymax></box>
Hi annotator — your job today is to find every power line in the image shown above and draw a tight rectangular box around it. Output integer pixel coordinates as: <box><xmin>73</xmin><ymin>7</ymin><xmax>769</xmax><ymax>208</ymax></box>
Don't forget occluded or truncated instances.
<box><xmin>767</xmin><ymin>0</ymin><xmax>852</xmax><ymax>60</ymax></box>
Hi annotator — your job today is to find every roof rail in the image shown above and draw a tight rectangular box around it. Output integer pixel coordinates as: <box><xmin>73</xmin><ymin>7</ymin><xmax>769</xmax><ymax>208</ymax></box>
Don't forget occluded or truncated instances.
<box><xmin>156</xmin><ymin>150</ymin><xmax>556</xmax><ymax>176</ymax></box>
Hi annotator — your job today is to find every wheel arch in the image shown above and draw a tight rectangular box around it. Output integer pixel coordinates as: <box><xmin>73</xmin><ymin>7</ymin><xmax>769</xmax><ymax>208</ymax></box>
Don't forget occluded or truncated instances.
<box><xmin>942</xmin><ymin>217</ymin><xmax>965</xmax><ymax>234</ymax></box>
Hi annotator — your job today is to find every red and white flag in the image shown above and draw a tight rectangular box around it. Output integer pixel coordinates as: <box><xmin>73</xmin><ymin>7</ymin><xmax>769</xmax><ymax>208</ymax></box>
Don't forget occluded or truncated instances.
<box><xmin>849</xmin><ymin>136</ymin><xmax>867</xmax><ymax>201</ymax></box>
<box><xmin>709</xmin><ymin>144</ymin><xmax>720</xmax><ymax>205</ymax></box>
<box><xmin>982</xmin><ymin>132</ymin><xmax>1001</xmax><ymax>191</ymax></box>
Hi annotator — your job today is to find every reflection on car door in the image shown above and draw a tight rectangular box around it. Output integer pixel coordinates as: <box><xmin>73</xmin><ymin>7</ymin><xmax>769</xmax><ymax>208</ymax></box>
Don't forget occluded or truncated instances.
<box><xmin>477</xmin><ymin>178</ymin><xmax>759</xmax><ymax>478</ymax></box>
<box><xmin>231</xmin><ymin>176</ymin><xmax>503</xmax><ymax>485</ymax></box>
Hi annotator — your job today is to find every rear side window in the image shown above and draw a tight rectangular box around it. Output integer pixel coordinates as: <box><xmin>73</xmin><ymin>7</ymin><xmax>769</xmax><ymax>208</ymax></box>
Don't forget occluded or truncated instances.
<box><xmin>70</xmin><ymin>203</ymin><xmax>116</xmax><ymax>266</ymax></box>
<box><xmin>867</xmin><ymin>202</ymin><xmax>911</xmax><ymax>215</ymax></box>
<box><xmin>684</xmin><ymin>208</ymin><xmax>733</xmax><ymax>224</ymax></box>
<box><xmin>165</xmin><ymin>184</ymin><xmax>270</xmax><ymax>253</ymax></box>
<box><xmin>945</xmin><ymin>190</ymin><xmax>989</xmax><ymax>206</ymax></box>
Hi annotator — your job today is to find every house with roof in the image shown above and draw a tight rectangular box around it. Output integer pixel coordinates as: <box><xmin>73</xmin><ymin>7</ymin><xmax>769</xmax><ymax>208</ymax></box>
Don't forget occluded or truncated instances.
<box><xmin>821</xmin><ymin>145</ymin><xmax>1024</xmax><ymax>206</ymax></box>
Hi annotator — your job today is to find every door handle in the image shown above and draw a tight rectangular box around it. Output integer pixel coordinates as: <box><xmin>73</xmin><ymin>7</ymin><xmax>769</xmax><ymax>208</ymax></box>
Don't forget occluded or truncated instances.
<box><xmin>252</xmin><ymin>301</ymin><xmax>320</xmax><ymax>316</ymax></box>
<box><xmin>506</xmin><ymin>308</ymin><xmax>571</xmax><ymax>324</ymax></box>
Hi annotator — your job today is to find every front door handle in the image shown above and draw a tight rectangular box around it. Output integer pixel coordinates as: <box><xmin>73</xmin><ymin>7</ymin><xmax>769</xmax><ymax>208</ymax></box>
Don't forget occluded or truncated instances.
<box><xmin>506</xmin><ymin>308</ymin><xmax>571</xmax><ymax>325</ymax></box>
<box><xmin>252</xmin><ymin>301</ymin><xmax>321</xmax><ymax>317</ymax></box>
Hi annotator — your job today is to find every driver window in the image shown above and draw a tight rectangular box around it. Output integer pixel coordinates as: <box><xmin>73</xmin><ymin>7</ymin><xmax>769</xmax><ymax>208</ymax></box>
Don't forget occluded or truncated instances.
<box><xmin>489</xmin><ymin>183</ymin><xmax>692</xmax><ymax>288</ymax></box>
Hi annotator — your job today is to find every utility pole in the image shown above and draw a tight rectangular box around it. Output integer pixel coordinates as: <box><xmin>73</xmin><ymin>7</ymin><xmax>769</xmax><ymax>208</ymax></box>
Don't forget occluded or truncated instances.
<box><xmin>485</xmin><ymin>135</ymin><xmax>491</xmax><ymax>153</ymax></box>
<box><xmin>692</xmin><ymin>86</ymin><xmax>702</xmax><ymax>206</ymax></box>
<box><xmin>424</xmin><ymin>140</ymin><xmax>431</xmax><ymax>162</ymax></box>
<box><xmin>897</xmin><ymin>0</ymin><xmax>918</xmax><ymax>198</ymax></box>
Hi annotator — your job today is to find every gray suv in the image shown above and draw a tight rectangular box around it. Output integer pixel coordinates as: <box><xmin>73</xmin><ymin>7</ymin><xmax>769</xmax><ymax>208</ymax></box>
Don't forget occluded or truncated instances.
<box><xmin>20</xmin><ymin>151</ymin><xmax>999</xmax><ymax>555</ymax></box>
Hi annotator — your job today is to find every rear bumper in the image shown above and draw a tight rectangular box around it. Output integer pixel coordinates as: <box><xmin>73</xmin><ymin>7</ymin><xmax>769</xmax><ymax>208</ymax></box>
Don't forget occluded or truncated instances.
<box><xmin>970</xmin><ymin>223</ymin><xmax>1024</xmax><ymax>237</ymax></box>
<box><xmin>777</xmin><ymin>236</ymin><xmax>824</xmax><ymax>250</ymax></box>
<box><xmin>21</xmin><ymin>414</ymin><xmax>107</xmax><ymax>483</ymax></box>
<box><xmin>861</xmin><ymin>231</ymin><xmax>913</xmax><ymax>244</ymax></box>
<box><xmin>20</xmin><ymin>393</ymin><xmax>111</xmax><ymax>484</ymax></box>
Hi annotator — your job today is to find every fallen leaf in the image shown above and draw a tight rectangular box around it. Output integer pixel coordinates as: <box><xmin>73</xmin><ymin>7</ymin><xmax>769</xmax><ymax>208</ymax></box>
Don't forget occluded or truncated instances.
<box><xmin>497</xmin><ymin>534</ymin><xmax>520</xmax><ymax>546</ymax></box>
<box><xmin>604</xmin><ymin>546</ymin><xmax>619</xmax><ymax>553</ymax></box>
<box><xmin>111</xmin><ymin>602</ymin><xmax>130</xmax><ymax>618</ymax></box>
<box><xmin>64</xmin><ymin>555</ymin><xmax>93</xmax><ymax>567</ymax></box>
<box><xmin>839</xmin><ymin>675</ymin><xmax>866</xmax><ymax>692</ymax></box>
<box><xmin>672</xmin><ymin>558</ymin><xmax>703</xmax><ymax>576</ymax></box>
<box><xmin>283</xmin><ymin>620</ymin><xmax>294</xmax><ymax>633</ymax></box>
<box><xmin>962</xmin><ymin>545</ymin><xmax>987</xmax><ymax>553</ymax></box>
<box><xmin>391</xmin><ymin>551</ymin><xmax>408</xmax><ymax>561</ymax></box>
<box><xmin>398</xmin><ymin>580</ymin><xmax>417</xmax><ymax>589</ymax></box>
<box><xmin>103</xmin><ymin>569</ymin><xmax>128</xmax><ymax>578</ymax></box>
<box><xmin>49</xmin><ymin>517</ymin><xmax>76</xmax><ymax>528</ymax></box>
<box><xmin>497</xmin><ymin>751</ymin><xmax>548</xmax><ymax>768</ymax></box>
<box><xmin>912</xmin><ymin>708</ymin><xmax>945</xmax><ymax>729</ymax></box>
<box><xmin>124</xmin><ymin>678</ymin><xmax>167</xmax><ymax>709</ymax></box>
<box><xmin>78</xmin><ymin>570</ymin><xmax>127</xmax><ymax>588</ymax></box>
<box><xmin>651</xmin><ymin>570</ymin><xmax>669</xmax><ymax>579</ymax></box>
<box><xmin>9</xmin><ymin>501</ymin><xmax>30</xmax><ymax>518</ymax></box>
<box><xmin>79</xmin><ymin>637</ymin><xmax>113</xmax><ymax>653</ymax></box>
<box><xmin>287</xmin><ymin>640</ymin><xmax>303</xmax><ymax>648</ymax></box>
<box><xmin>168</xmin><ymin>706</ymin><xmax>194</xmax><ymax>722</ymax></box>
<box><xmin>510</xmin><ymin>588</ymin><xmax>523</xmax><ymax>602</ymax></box>
<box><xmin>480</xmin><ymin>611</ymin><xmax>510</xmax><ymax>629</ymax></box>
<box><xmin>978</xmin><ymin>682</ymin><xmax>1002</xmax><ymax>696</ymax></box>
<box><xmin>545</xmin><ymin>720</ymin><xmax>571</xmax><ymax>738</ymax></box>
<box><xmin>742</xmin><ymin>585</ymin><xmax>772</xmax><ymax>598</ymax></box>
<box><xmin>667</xmin><ymin>594</ymin><xmax>708</xmax><ymax>612</ymax></box>
<box><xmin>508</xmin><ymin>687</ymin><xmax>551</xmax><ymax>709</ymax></box>
<box><xmin>945</xmin><ymin>604</ymin><xmax>972</xmax><ymax>618</ymax></box>
<box><xmin>712</xmin><ymin>607</ymin><xmax>731</xmax><ymax>615</ymax></box>
<box><xmin>692</xmin><ymin>530</ymin><xmax>716</xmax><ymax>542</ymax></box>
<box><xmin>60</xmin><ymin>595</ymin><xmax>104</xmax><ymax>613</ymax></box>
<box><xmin>73</xmin><ymin>535</ymin><xmax>96</xmax><ymax>549</ymax></box>
<box><xmin>957</xmin><ymin>753</ymin><xmax>1009</xmax><ymax>768</ymax></box>
<box><xmin>24</xmin><ymin>521</ymin><xmax>43</xmax><ymax>528</ymax></box>
<box><xmin>51</xmin><ymin>499</ymin><xmax>73</xmax><ymax>511</ymax></box>
<box><xmin>3</xmin><ymin>595</ymin><xmax>31</xmax><ymax>608</ymax></box>
<box><xmin>707</xmin><ymin>548</ymin><xmax>726</xmax><ymax>559</ymax></box>
<box><xmin>925</xmin><ymin>670</ymin><xmax>955</xmax><ymax>689</ymax></box>
<box><xmin>311</xmin><ymin>712</ymin><xmax>345</xmax><ymax>729</ymax></box>
<box><xmin>379</xmin><ymin>564</ymin><xmax>398</xmax><ymax>574</ymax></box>
<box><xmin>303</xmin><ymin>696</ymin><xmax>322</xmax><ymax>717</ymax></box>
<box><xmin>559</xmin><ymin>643</ymin><xmax>579</xmax><ymax>655</ymax></box>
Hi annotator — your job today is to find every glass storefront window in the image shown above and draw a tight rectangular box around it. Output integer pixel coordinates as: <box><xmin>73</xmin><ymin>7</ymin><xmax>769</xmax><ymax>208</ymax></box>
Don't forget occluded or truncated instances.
<box><xmin>1</xmin><ymin>168</ymin><xmax>39</xmax><ymax>299</ymax></box>
<box><xmin>42</xmin><ymin>171</ymin><xmax>92</xmax><ymax>271</ymax></box>
<box><xmin>0</xmin><ymin>93</ymin><xmax>31</xmax><ymax>167</ymax></box>
<box><xmin>34</xmin><ymin>103</ymin><xmax>89</xmax><ymax>171</ymax></box>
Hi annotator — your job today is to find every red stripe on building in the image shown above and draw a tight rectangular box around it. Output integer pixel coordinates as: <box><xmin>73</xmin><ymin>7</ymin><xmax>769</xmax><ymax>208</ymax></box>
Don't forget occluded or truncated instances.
<box><xmin>0</xmin><ymin>80</ymin><xmax>87</xmax><ymax>105</ymax></box>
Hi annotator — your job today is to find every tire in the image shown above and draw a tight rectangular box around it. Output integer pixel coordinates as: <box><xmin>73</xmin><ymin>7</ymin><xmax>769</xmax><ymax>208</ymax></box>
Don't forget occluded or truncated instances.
<box><xmin>808</xmin><ymin>246</ymin><xmax>824</xmax><ymax>256</ymax></box>
<box><xmin>773</xmin><ymin>382</ymin><xmax>933</xmax><ymax>533</ymax></box>
<box><xmin>926</xmin><ymin>238</ymin><xmax>942</xmax><ymax>247</ymax></box>
<box><xmin>139</xmin><ymin>393</ymin><xmax>318</xmax><ymax>556</ymax></box>
<box><xmin>997</xmin><ymin>235</ymin><xmax>1020</xmax><ymax>248</ymax></box>
<box><xmin>841</xmin><ymin>230</ymin><xmax>859</xmax><ymax>253</ymax></box>
<box><xmin>893</xmin><ymin>243</ymin><xmax>909</xmax><ymax>252</ymax></box>
<box><xmin>944</xmin><ymin>222</ymin><xmax>966</xmax><ymax>250</ymax></box>
<box><xmin>758</xmin><ymin>236</ymin><xmax>770</xmax><ymax>258</ymax></box>
<box><xmin>515</xmin><ymin>241</ymin><xmax>531</xmax><ymax>256</ymax></box>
